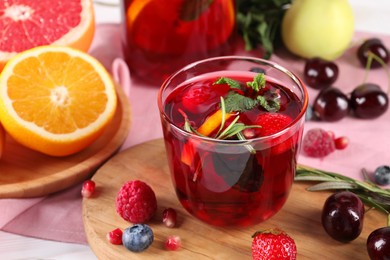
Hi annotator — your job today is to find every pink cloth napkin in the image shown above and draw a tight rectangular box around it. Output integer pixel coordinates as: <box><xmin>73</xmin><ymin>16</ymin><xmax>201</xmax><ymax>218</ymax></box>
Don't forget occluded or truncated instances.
<box><xmin>0</xmin><ymin>24</ymin><xmax>389</xmax><ymax>245</ymax></box>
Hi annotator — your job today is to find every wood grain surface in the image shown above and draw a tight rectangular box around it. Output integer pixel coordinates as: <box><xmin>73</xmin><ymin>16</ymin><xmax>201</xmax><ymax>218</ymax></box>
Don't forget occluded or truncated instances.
<box><xmin>82</xmin><ymin>139</ymin><xmax>385</xmax><ymax>259</ymax></box>
<box><xmin>0</xmin><ymin>83</ymin><xmax>131</xmax><ymax>198</ymax></box>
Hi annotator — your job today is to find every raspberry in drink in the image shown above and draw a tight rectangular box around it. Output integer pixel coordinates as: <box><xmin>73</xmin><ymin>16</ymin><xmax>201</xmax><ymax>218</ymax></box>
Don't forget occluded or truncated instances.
<box><xmin>158</xmin><ymin>57</ymin><xmax>308</xmax><ymax>227</ymax></box>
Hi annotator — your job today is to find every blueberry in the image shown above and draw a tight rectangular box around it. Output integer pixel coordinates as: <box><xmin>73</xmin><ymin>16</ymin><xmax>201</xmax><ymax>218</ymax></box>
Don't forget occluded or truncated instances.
<box><xmin>374</xmin><ymin>165</ymin><xmax>390</xmax><ymax>185</ymax></box>
<box><xmin>122</xmin><ymin>224</ymin><xmax>154</xmax><ymax>252</ymax></box>
<box><xmin>305</xmin><ymin>105</ymin><xmax>314</xmax><ymax>121</ymax></box>
<box><xmin>249</xmin><ymin>67</ymin><xmax>266</xmax><ymax>74</ymax></box>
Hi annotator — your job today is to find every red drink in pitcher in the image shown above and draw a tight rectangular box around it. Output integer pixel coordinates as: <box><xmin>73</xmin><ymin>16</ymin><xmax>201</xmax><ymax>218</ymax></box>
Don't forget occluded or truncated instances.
<box><xmin>158</xmin><ymin>56</ymin><xmax>308</xmax><ymax>227</ymax></box>
<box><xmin>121</xmin><ymin>0</ymin><xmax>236</xmax><ymax>84</ymax></box>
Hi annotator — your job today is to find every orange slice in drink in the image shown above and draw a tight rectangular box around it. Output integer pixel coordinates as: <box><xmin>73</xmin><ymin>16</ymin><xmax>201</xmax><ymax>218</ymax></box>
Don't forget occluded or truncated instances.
<box><xmin>0</xmin><ymin>0</ymin><xmax>95</xmax><ymax>71</ymax></box>
<box><xmin>0</xmin><ymin>46</ymin><xmax>117</xmax><ymax>156</ymax></box>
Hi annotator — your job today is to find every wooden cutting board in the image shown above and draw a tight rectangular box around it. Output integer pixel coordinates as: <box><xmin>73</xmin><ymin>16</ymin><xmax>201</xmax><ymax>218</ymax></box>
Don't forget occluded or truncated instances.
<box><xmin>82</xmin><ymin>139</ymin><xmax>385</xmax><ymax>259</ymax></box>
<box><xmin>0</xmin><ymin>83</ymin><xmax>131</xmax><ymax>198</ymax></box>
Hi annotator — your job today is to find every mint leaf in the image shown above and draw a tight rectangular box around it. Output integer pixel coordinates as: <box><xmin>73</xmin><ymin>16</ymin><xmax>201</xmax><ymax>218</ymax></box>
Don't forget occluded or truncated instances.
<box><xmin>256</xmin><ymin>95</ymin><xmax>280</xmax><ymax>112</ymax></box>
<box><xmin>214</xmin><ymin>77</ymin><xmax>241</xmax><ymax>89</ymax></box>
<box><xmin>224</xmin><ymin>92</ymin><xmax>258</xmax><ymax>113</ymax></box>
<box><xmin>246</xmin><ymin>73</ymin><xmax>266</xmax><ymax>92</ymax></box>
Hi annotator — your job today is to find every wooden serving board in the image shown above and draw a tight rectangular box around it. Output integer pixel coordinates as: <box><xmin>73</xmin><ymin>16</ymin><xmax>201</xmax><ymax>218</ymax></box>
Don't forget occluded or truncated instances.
<box><xmin>83</xmin><ymin>139</ymin><xmax>385</xmax><ymax>259</ymax></box>
<box><xmin>0</xmin><ymin>83</ymin><xmax>131</xmax><ymax>198</ymax></box>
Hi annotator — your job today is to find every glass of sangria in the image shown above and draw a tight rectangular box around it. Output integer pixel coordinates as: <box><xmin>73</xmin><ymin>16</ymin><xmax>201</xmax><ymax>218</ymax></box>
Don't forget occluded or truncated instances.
<box><xmin>120</xmin><ymin>0</ymin><xmax>236</xmax><ymax>84</ymax></box>
<box><xmin>158</xmin><ymin>56</ymin><xmax>308</xmax><ymax>227</ymax></box>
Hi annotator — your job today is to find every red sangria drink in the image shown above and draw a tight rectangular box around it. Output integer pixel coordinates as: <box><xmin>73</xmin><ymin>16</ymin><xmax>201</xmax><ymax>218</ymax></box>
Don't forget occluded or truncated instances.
<box><xmin>121</xmin><ymin>0</ymin><xmax>236</xmax><ymax>84</ymax></box>
<box><xmin>158</xmin><ymin>56</ymin><xmax>308</xmax><ymax>227</ymax></box>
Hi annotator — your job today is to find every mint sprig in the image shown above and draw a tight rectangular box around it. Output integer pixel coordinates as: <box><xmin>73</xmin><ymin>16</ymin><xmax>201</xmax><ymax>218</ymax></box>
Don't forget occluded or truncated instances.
<box><xmin>181</xmin><ymin>97</ymin><xmax>260</xmax><ymax>143</ymax></box>
<box><xmin>215</xmin><ymin>73</ymin><xmax>281</xmax><ymax>113</ymax></box>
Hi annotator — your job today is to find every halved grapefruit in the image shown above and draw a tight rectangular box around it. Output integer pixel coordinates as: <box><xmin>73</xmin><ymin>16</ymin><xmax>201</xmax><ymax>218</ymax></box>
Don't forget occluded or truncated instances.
<box><xmin>0</xmin><ymin>0</ymin><xmax>95</xmax><ymax>71</ymax></box>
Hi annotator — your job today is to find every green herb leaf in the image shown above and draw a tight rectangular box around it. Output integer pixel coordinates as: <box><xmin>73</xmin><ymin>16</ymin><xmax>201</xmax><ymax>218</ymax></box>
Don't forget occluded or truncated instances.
<box><xmin>224</xmin><ymin>92</ymin><xmax>259</xmax><ymax>113</ymax></box>
<box><xmin>236</xmin><ymin>0</ymin><xmax>291</xmax><ymax>59</ymax></box>
<box><xmin>256</xmin><ymin>95</ymin><xmax>280</xmax><ymax>112</ymax></box>
<box><xmin>295</xmin><ymin>165</ymin><xmax>390</xmax><ymax>218</ymax></box>
<box><xmin>179</xmin><ymin>0</ymin><xmax>214</xmax><ymax>21</ymax></box>
<box><xmin>247</xmin><ymin>73</ymin><xmax>266</xmax><ymax>92</ymax></box>
<box><xmin>214</xmin><ymin>77</ymin><xmax>242</xmax><ymax>89</ymax></box>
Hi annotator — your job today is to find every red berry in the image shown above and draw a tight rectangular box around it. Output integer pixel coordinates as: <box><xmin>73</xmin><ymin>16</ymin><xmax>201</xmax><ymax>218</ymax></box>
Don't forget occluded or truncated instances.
<box><xmin>302</xmin><ymin>128</ymin><xmax>335</xmax><ymax>158</ymax></box>
<box><xmin>252</xmin><ymin>228</ymin><xmax>297</xmax><ymax>260</ymax></box>
<box><xmin>162</xmin><ymin>208</ymin><xmax>177</xmax><ymax>228</ymax></box>
<box><xmin>181</xmin><ymin>83</ymin><xmax>229</xmax><ymax>114</ymax></box>
<box><xmin>107</xmin><ymin>228</ymin><xmax>123</xmax><ymax>245</ymax></box>
<box><xmin>115</xmin><ymin>180</ymin><xmax>157</xmax><ymax>223</ymax></box>
<box><xmin>334</xmin><ymin>136</ymin><xmax>349</xmax><ymax>150</ymax></box>
<box><xmin>253</xmin><ymin>113</ymin><xmax>293</xmax><ymax>137</ymax></box>
<box><xmin>165</xmin><ymin>235</ymin><xmax>181</xmax><ymax>251</ymax></box>
<box><xmin>81</xmin><ymin>180</ymin><xmax>95</xmax><ymax>198</ymax></box>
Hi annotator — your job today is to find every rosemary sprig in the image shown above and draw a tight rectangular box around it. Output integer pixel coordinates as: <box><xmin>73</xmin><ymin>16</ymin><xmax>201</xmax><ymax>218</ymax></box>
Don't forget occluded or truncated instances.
<box><xmin>295</xmin><ymin>165</ymin><xmax>390</xmax><ymax>223</ymax></box>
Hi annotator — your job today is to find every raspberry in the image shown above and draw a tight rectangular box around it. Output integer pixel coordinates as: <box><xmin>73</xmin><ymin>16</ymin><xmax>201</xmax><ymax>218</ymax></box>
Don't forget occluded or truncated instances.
<box><xmin>302</xmin><ymin>128</ymin><xmax>335</xmax><ymax>158</ymax></box>
<box><xmin>115</xmin><ymin>180</ymin><xmax>157</xmax><ymax>223</ymax></box>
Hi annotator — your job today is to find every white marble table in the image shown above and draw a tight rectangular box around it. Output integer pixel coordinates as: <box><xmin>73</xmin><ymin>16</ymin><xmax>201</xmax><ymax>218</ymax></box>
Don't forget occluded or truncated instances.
<box><xmin>1</xmin><ymin>0</ymin><xmax>389</xmax><ymax>259</ymax></box>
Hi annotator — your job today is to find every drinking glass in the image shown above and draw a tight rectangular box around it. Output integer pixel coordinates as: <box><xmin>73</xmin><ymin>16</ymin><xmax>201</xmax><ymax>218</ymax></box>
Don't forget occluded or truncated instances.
<box><xmin>158</xmin><ymin>56</ymin><xmax>308</xmax><ymax>227</ymax></box>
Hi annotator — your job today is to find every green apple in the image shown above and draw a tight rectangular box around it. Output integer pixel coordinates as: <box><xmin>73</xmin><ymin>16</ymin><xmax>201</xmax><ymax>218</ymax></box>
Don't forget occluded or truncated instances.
<box><xmin>281</xmin><ymin>0</ymin><xmax>354</xmax><ymax>60</ymax></box>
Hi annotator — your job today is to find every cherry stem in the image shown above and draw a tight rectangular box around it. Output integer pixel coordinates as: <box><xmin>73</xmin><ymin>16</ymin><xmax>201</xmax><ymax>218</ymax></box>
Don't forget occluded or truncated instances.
<box><xmin>363</xmin><ymin>51</ymin><xmax>390</xmax><ymax>95</ymax></box>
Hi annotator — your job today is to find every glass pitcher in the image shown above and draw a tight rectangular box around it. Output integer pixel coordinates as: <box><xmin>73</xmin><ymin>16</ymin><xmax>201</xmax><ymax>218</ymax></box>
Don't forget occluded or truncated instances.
<box><xmin>120</xmin><ymin>0</ymin><xmax>236</xmax><ymax>84</ymax></box>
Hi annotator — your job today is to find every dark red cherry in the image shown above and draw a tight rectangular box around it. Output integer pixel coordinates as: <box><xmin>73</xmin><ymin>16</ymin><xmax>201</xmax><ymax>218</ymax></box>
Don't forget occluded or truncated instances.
<box><xmin>350</xmin><ymin>83</ymin><xmax>388</xmax><ymax>119</ymax></box>
<box><xmin>304</xmin><ymin>57</ymin><xmax>339</xmax><ymax>89</ymax></box>
<box><xmin>322</xmin><ymin>191</ymin><xmax>365</xmax><ymax>242</ymax></box>
<box><xmin>357</xmin><ymin>38</ymin><xmax>390</xmax><ymax>68</ymax></box>
<box><xmin>313</xmin><ymin>87</ymin><xmax>350</xmax><ymax>121</ymax></box>
<box><xmin>367</xmin><ymin>227</ymin><xmax>390</xmax><ymax>259</ymax></box>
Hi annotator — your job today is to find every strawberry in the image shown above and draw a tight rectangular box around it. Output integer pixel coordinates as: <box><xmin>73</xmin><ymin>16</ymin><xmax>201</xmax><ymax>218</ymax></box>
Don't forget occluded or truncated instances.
<box><xmin>252</xmin><ymin>228</ymin><xmax>297</xmax><ymax>260</ymax></box>
<box><xmin>246</xmin><ymin>113</ymin><xmax>295</xmax><ymax>155</ymax></box>
<box><xmin>254</xmin><ymin>113</ymin><xmax>293</xmax><ymax>137</ymax></box>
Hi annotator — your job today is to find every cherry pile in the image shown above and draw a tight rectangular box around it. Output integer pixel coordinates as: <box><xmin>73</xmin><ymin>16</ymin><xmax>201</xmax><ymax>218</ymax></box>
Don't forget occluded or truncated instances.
<box><xmin>303</xmin><ymin>38</ymin><xmax>389</xmax><ymax>122</ymax></box>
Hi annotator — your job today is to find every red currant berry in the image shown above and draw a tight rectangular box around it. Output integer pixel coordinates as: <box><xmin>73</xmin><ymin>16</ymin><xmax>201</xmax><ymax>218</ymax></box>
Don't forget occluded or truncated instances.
<box><xmin>162</xmin><ymin>208</ymin><xmax>177</xmax><ymax>228</ymax></box>
<box><xmin>304</xmin><ymin>57</ymin><xmax>339</xmax><ymax>89</ymax></box>
<box><xmin>334</xmin><ymin>136</ymin><xmax>349</xmax><ymax>150</ymax></box>
<box><xmin>107</xmin><ymin>228</ymin><xmax>123</xmax><ymax>245</ymax></box>
<box><xmin>81</xmin><ymin>180</ymin><xmax>96</xmax><ymax>198</ymax></box>
<box><xmin>165</xmin><ymin>235</ymin><xmax>181</xmax><ymax>251</ymax></box>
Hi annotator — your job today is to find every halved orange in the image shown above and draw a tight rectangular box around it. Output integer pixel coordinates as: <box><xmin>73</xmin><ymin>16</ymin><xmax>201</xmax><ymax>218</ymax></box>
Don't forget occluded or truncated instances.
<box><xmin>0</xmin><ymin>0</ymin><xmax>95</xmax><ymax>71</ymax></box>
<box><xmin>0</xmin><ymin>46</ymin><xmax>117</xmax><ymax>157</ymax></box>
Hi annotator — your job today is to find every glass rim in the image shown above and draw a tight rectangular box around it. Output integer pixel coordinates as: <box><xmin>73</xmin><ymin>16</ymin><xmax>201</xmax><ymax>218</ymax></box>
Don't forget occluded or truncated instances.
<box><xmin>157</xmin><ymin>55</ymin><xmax>309</xmax><ymax>144</ymax></box>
